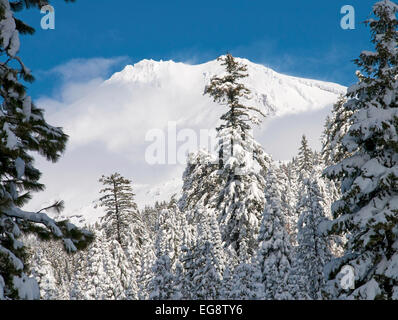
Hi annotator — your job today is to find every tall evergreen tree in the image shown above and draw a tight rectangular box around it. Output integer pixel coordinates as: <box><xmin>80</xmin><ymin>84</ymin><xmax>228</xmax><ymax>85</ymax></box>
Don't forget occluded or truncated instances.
<box><xmin>204</xmin><ymin>54</ymin><xmax>269</xmax><ymax>258</ymax></box>
<box><xmin>136</xmin><ymin>235</ymin><xmax>156</xmax><ymax>300</ymax></box>
<box><xmin>148</xmin><ymin>253</ymin><xmax>177</xmax><ymax>300</ymax></box>
<box><xmin>228</xmin><ymin>249</ymin><xmax>264</xmax><ymax>300</ymax></box>
<box><xmin>276</xmin><ymin>163</ymin><xmax>299</xmax><ymax>246</ymax></box>
<box><xmin>321</xmin><ymin>95</ymin><xmax>352</xmax><ymax>166</ymax></box>
<box><xmin>79</xmin><ymin>231</ymin><xmax>115</xmax><ymax>300</ymax></box>
<box><xmin>0</xmin><ymin>0</ymin><xmax>93</xmax><ymax>300</ymax></box>
<box><xmin>154</xmin><ymin>204</ymin><xmax>183</xmax><ymax>269</ymax></box>
<box><xmin>29</xmin><ymin>249</ymin><xmax>58</xmax><ymax>300</ymax></box>
<box><xmin>108</xmin><ymin>239</ymin><xmax>137</xmax><ymax>300</ymax></box>
<box><xmin>178</xmin><ymin>208</ymin><xmax>225</xmax><ymax>300</ymax></box>
<box><xmin>296</xmin><ymin>175</ymin><xmax>334</xmax><ymax>300</ymax></box>
<box><xmin>297</xmin><ymin>135</ymin><xmax>313</xmax><ymax>175</ymax></box>
<box><xmin>178</xmin><ymin>150</ymin><xmax>218</xmax><ymax>224</ymax></box>
<box><xmin>27</xmin><ymin>236</ymin><xmax>75</xmax><ymax>300</ymax></box>
<box><xmin>71</xmin><ymin>229</ymin><xmax>137</xmax><ymax>300</ymax></box>
<box><xmin>147</xmin><ymin>199</ymin><xmax>188</xmax><ymax>300</ymax></box>
<box><xmin>258</xmin><ymin>167</ymin><xmax>293</xmax><ymax>299</ymax></box>
<box><xmin>98</xmin><ymin>173</ymin><xmax>142</xmax><ymax>248</ymax></box>
<box><xmin>323</xmin><ymin>0</ymin><xmax>398</xmax><ymax>299</ymax></box>
<box><xmin>180</xmin><ymin>240</ymin><xmax>223</xmax><ymax>300</ymax></box>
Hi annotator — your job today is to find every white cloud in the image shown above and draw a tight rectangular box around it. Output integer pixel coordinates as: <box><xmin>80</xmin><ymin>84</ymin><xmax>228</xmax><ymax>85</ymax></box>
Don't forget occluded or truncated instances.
<box><xmin>46</xmin><ymin>56</ymin><xmax>130</xmax><ymax>82</ymax></box>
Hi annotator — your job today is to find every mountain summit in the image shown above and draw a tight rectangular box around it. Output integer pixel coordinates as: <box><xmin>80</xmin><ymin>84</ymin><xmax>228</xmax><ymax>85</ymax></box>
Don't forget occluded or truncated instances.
<box><xmin>106</xmin><ymin>57</ymin><xmax>346</xmax><ymax>118</ymax></box>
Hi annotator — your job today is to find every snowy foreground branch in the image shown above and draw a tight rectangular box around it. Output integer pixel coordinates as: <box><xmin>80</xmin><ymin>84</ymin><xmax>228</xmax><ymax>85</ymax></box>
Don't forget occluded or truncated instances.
<box><xmin>1</xmin><ymin>0</ymin><xmax>93</xmax><ymax>300</ymax></box>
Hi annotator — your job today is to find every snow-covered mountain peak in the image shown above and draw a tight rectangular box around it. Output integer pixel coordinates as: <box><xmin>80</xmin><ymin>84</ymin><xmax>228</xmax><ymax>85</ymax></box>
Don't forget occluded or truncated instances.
<box><xmin>107</xmin><ymin>59</ymin><xmax>185</xmax><ymax>86</ymax></box>
<box><xmin>105</xmin><ymin>57</ymin><xmax>346</xmax><ymax>117</ymax></box>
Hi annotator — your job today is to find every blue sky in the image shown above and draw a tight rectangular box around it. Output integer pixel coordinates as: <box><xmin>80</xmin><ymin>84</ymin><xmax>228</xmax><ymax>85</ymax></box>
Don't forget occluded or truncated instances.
<box><xmin>18</xmin><ymin>0</ymin><xmax>376</xmax><ymax>99</ymax></box>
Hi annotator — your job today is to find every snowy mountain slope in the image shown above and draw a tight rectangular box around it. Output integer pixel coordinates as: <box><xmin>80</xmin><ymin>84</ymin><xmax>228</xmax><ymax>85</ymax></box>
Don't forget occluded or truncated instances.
<box><xmin>25</xmin><ymin>57</ymin><xmax>346</xmax><ymax>227</ymax></box>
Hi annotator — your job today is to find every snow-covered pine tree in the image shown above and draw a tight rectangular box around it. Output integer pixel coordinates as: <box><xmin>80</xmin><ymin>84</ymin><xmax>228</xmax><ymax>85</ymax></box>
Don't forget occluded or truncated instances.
<box><xmin>147</xmin><ymin>210</ymin><xmax>180</xmax><ymax>300</ymax></box>
<box><xmin>296</xmin><ymin>175</ymin><xmax>334</xmax><ymax>300</ymax></box>
<box><xmin>297</xmin><ymin>135</ymin><xmax>314</xmax><ymax>176</ymax></box>
<box><xmin>154</xmin><ymin>200</ymin><xmax>184</xmax><ymax>269</ymax></box>
<box><xmin>107</xmin><ymin>239</ymin><xmax>136</xmax><ymax>300</ymax></box>
<box><xmin>0</xmin><ymin>0</ymin><xmax>93</xmax><ymax>299</ymax></box>
<box><xmin>220</xmin><ymin>266</ymin><xmax>233</xmax><ymax>299</ymax></box>
<box><xmin>287</xmin><ymin>259</ymin><xmax>311</xmax><ymax>300</ymax></box>
<box><xmin>136</xmin><ymin>235</ymin><xmax>156</xmax><ymax>300</ymax></box>
<box><xmin>122</xmin><ymin>231</ymin><xmax>142</xmax><ymax>292</ymax></box>
<box><xmin>275</xmin><ymin>163</ymin><xmax>299</xmax><ymax>246</ymax></box>
<box><xmin>73</xmin><ymin>229</ymin><xmax>137</xmax><ymax>300</ymax></box>
<box><xmin>258</xmin><ymin>168</ymin><xmax>291</xmax><ymax>300</ymax></box>
<box><xmin>141</xmin><ymin>200</ymin><xmax>168</xmax><ymax>237</ymax></box>
<box><xmin>228</xmin><ymin>244</ymin><xmax>264</xmax><ymax>300</ymax></box>
<box><xmin>198</xmin><ymin>207</ymin><xmax>226</xmax><ymax>276</ymax></box>
<box><xmin>26</xmin><ymin>235</ymin><xmax>76</xmax><ymax>300</ymax></box>
<box><xmin>97</xmin><ymin>174</ymin><xmax>143</xmax><ymax>299</ymax></box>
<box><xmin>69</xmin><ymin>252</ymin><xmax>88</xmax><ymax>300</ymax></box>
<box><xmin>178</xmin><ymin>207</ymin><xmax>225</xmax><ymax>300</ymax></box>
<box><xmin>178</xmin><ymin>150</ymin><xmax>218</xmax><ymax>224</ymax></box>
<box><xmin>323</xmin><ymin>0</ymin><xmax>398</xmax><ymax>300</ymax></box>
<box><xmin>177</xmin><ymin>242</ymin><xmax>195</xmax><ymax>300</ymax></box>
<box><xmin>77</xmin><ymin>231</ymin><xmax>113</xmax><ymax>300</ymax></box>
<box><xmin>321</xmin><ymin>95</ymin><xmax>351</xmax><ymax>167</ymax></box>
<box><xmin>148</xmin><ymin>253</ymin><xmax>177</xmax><ymax>300</ymax></box>
<box><xmin>204</xmin><ymin>54</ymin><xmax>269</xmax><ymax>258</ymax></box>
<box><xmin>28</xmin><ymin>249</ymin><xmax>58</xmax><ymax>300</ymax></box>
<box><xmin>258</xmin><ymin>166</ymin><xmax>293</xmax><ymax>300</ymax></box>
<box><xmin>182</xmin><ymin>240</ymin><xmax>222</xmax><ymax>300</ymax></box>
<box><xmin>98</xmin><ymin>173</ymin><xmax>143</xmax><ymax>249</ymax></box>
<box><xmin>320</xmin><ymin>96</ymin><xmax>351</xmax><ymax>232</ymax></box>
